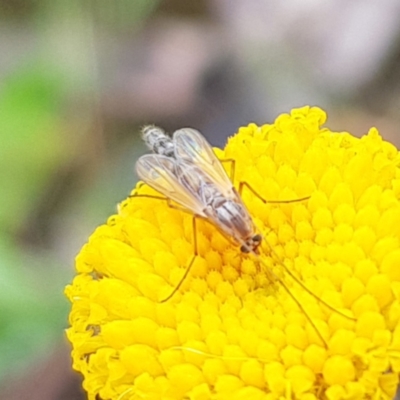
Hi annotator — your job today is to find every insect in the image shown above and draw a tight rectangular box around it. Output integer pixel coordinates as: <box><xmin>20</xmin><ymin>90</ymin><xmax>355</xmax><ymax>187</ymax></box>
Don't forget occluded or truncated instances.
<box><xmin>141</xmin><ymin>125</ymin><xmax>175</xmax><ymax>158</ymax></box>
<box><xmin>135</xmin><ymin>125</ymin><xmax>353</xmax><ymax>346</ymax></box>
<box><xmin>138</xmin><ymin>125</ymin><xmax>263</xmax><ymax>254</ymax></box>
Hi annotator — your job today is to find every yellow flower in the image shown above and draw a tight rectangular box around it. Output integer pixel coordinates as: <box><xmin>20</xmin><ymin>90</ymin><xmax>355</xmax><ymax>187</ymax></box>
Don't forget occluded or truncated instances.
<box><xmin>65</xmin><ymin>106</ymin><xmax>400</xmax><ymax>400</ymax></box>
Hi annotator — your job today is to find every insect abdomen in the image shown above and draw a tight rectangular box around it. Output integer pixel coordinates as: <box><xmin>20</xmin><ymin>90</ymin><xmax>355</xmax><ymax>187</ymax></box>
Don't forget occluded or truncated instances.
<box><xmin>141</xmin><ymin>125</ymin><xmax>175</xmax><ymax>158</ymax></box>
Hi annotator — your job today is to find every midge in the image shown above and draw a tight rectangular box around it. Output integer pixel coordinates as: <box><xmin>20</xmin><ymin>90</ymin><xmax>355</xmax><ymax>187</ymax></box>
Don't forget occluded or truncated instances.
<box><xmin>138</xmin><ymin>125</ymin><xmax>263</xmax><ymax>254</ymax></box>
<box><xmin>134</xmin><ymin>125</ymin><xmax>352</xmax><ymax>346</ymax></box>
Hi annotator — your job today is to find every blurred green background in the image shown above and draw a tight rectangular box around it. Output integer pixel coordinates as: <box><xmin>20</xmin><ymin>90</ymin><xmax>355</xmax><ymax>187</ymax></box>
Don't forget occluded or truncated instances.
<box><xmin>1</xmin><ymin>1</ymin><xmax>400</xmax><ymax>399</ymax></box>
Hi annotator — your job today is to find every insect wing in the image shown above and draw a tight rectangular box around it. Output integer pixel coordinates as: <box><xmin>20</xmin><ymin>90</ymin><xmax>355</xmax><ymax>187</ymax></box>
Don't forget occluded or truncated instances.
<box><xmin>173</xmin><ymin>128</ymin><xmax>233</xmax><ymax>196</ymax></box>
<box><xmin>135</xmin><ymin>154</ymin><xmax>205</xmax><ymax>216</ymax></box>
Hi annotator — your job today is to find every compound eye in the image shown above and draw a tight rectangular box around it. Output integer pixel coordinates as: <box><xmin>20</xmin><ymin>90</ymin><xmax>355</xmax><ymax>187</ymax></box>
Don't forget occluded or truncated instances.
<box><xmin>253</xmin><ymin>234</ymin><xmax>262</xmax><ymax>243</ymax></box>
<box><xmin>240</xmin><ymin>244</ymin><xmax>250</xmax><ymax>253</ymax></box>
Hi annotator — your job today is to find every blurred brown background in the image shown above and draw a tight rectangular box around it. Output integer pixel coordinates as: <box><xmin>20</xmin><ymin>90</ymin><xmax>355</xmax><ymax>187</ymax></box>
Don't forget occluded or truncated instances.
<box><xmin>1</xmin><ymin>1</ymin><xmax>400</xmax><ymax>399</ymax></box>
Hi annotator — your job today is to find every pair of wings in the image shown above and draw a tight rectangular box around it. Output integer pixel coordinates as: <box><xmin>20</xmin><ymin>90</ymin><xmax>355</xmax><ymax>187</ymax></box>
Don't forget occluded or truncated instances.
<box><xmin>135</xmin><ymin>128</ymin><xmax>234</xmax><ymax>217</ymax></box>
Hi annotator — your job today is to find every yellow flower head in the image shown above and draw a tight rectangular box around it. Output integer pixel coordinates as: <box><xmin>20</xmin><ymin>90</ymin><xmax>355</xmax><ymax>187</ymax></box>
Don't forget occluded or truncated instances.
<box><xmin>65</xmin><ymin>106</ymin><xmax>400</xmax><ymax>400</ymax></box>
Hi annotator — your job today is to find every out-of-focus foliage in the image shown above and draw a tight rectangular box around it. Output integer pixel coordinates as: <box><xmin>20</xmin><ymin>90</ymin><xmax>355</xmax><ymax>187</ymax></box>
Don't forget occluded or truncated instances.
<box><xmin>0</xmin><ymin>61</ymin><xmax>68</xmax><ymax>232</ymax></box>
<box><xmin>0</xmin><ymin>233</ymin><xmax>67</xmax><ymax>377</ymax></box>
<box><xmin>0</xmin><ymin>61</ymin><xmax>70</xmax><ymax>376</ymax></box>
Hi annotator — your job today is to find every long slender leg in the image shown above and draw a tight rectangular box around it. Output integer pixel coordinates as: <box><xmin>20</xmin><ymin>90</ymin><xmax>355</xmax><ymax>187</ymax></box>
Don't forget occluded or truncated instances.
<box><xmin>238</xmin><ymin>181</ymin><xmax>310</xmax><ymax>203</ymax></box>
<box><xmin>219</xmin><ymin>158</ymin><xmax>235</xmax><ymax>181</ymax></box>
<box><xmin>131</xmin><ymin>192</ymin><xmax>201</xmax><ymax>302</ymax></box>
<box><xmin>130</xmin><ymin>193</ymin><xmax>168</xmax><ymax>201</ymax></box>
<box><xmin>238</xmin><ymin>181</ymin><xmax>354</xmax><ymax>320</ymax></box>
<box><xmin>160</xmin><ymin>216</ymin><xmax>199</xmax><ymax>302</ymax></box>
<box><xmin>257</xmin><ymin>255</ymin><xmax>329</xmax><ymax>347</ymax></box>
<box><xmin>130</xmin><ymin>193</ymin><xmax>192</xmax><ymax>214</ymax></box>
<box><xmin>220</xmin><ymin>159</ymin><xmax>310</xmax><ymax>203</ymax></box>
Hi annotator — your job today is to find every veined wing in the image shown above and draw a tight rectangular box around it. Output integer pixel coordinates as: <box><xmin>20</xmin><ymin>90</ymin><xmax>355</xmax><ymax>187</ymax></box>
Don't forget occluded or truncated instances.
<box><xmin>135</xmin><ymin>154</ymin><xmax>206</xmax><ymax>217</ymax></box>
<box><xmin>173</xmin><ymin>128</ymin><xmax>233</xmax><ymax>197</ymax></box>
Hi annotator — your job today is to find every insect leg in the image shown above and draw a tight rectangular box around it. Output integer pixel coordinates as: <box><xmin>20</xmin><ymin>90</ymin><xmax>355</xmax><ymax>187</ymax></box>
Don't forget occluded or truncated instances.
<box><xmin>130</xmin><ymin>193</ymin><xmax>168</xmax><ymax>201</ymax></box>
<box><xmin>238</xmin><ymin>181</ymin><xmax>310</xmax><ymax>203</ymax></box>
<box><xmin>219</xmin><ymin>158</ymin><xmax>236</xmax><ymax>181</ymax></box>
<box><xmin>257</xmin><ymin>256</ymin><xmax>329</xmax><ymax>347</ymax></box>
<box><xmin>131</xmin><ymin>192</ymin><xmax>201</xmax><ymax>302</ymax></box>
<box><xmin>238</xmin><ymin>182</ymin><xmax>354</xmax><ymax>321</ymax></box>
<box><xmin>220</xmin><ymin>160</ymin><xmax>309</xmax><ymax>203</ymax></box>
<box><xmin>160</xmin><ymin>216</ymin><xmax>199</xmax><ymax>302</ymax></box>
<box><xmin>129</xmin><ymin>193</ymin><xmax>192</xmax><ymax>214</ymax></box>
